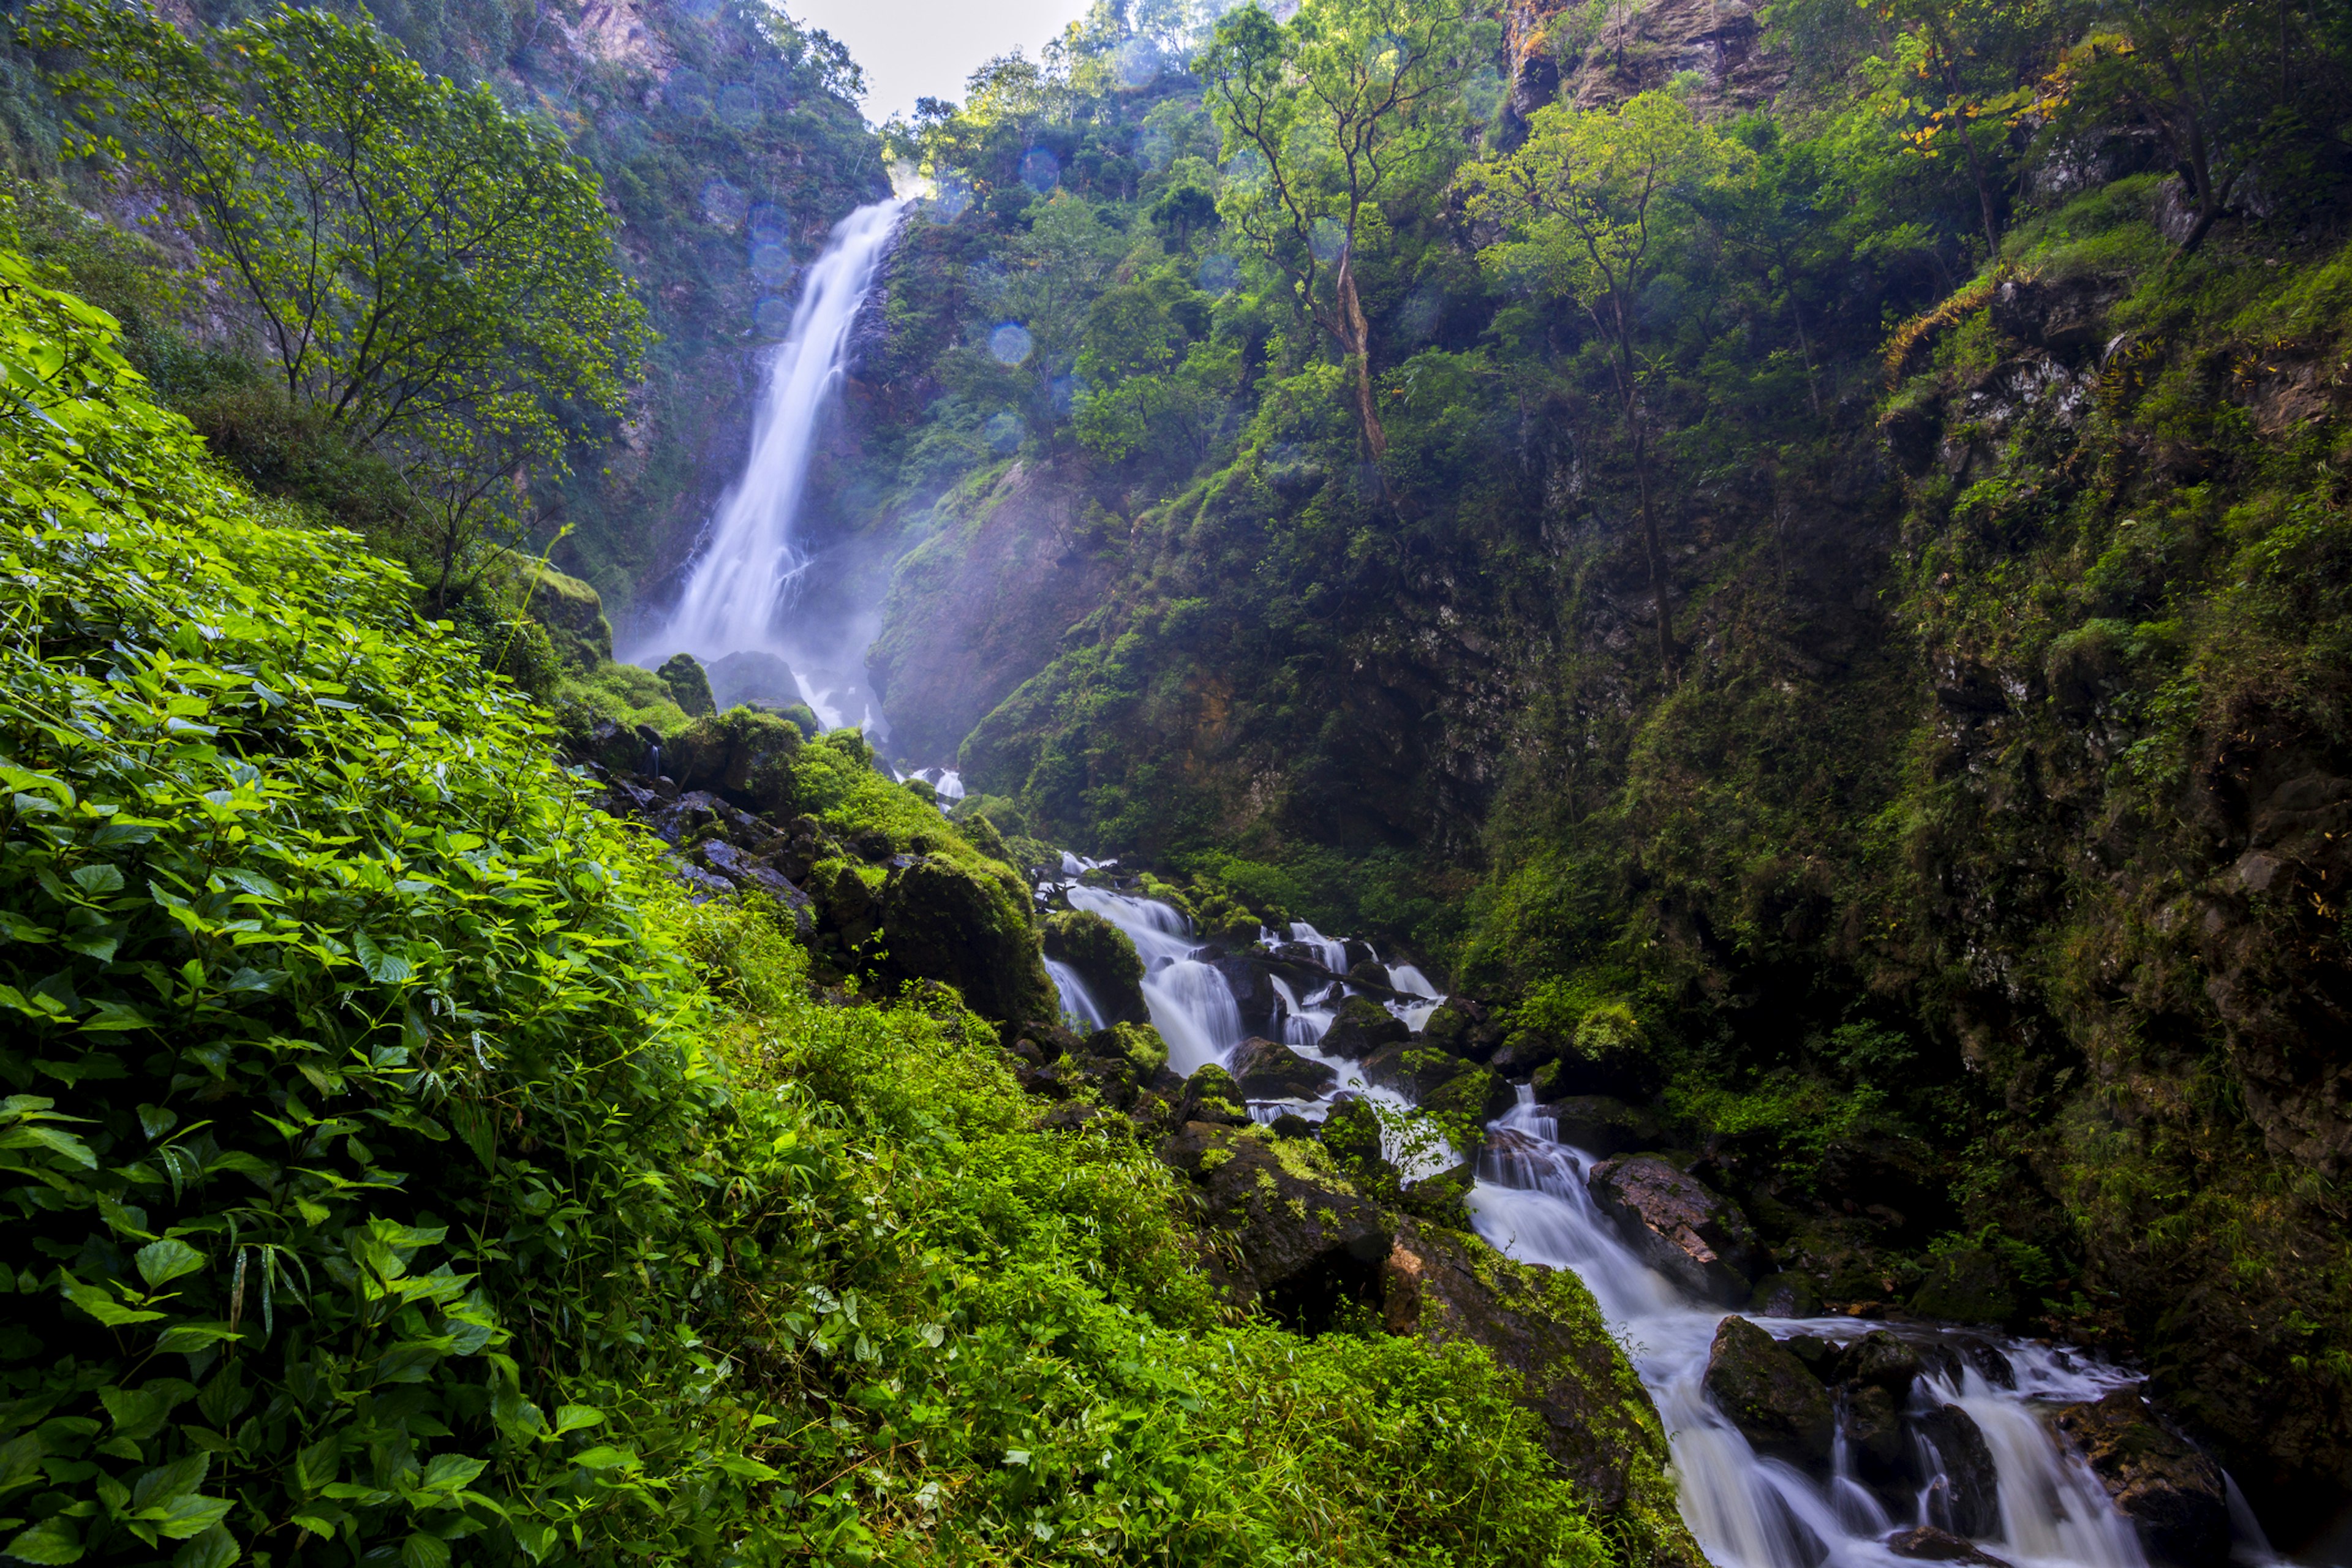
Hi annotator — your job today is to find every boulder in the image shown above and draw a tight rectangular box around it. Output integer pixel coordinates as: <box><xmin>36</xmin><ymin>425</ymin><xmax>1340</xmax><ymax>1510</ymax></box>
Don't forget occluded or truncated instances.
<box><xmin>1419</xmin><ymin>998</ymin><xmax>1499</xmax><ymax>1062</ymax></box>
<box><xmin>695</xmin><ymin>839</ymin><xmax>815</xmax><ymax>935</ymax></box>
<box><xmin>1701</xmin><ymin>1316</ymin><xmax>1836</xmax><ymax>1470</ymax></box>
<box><xmin>1177</xmin><ymin>1063</ymin><xmax>1251</xmax><ymax>1127</ymax></box>
<box><xmin>875</xmin><ymin>855</ymin><xmax>1055</xmax><ymax>1025</ymax></box>
<box><xmin>1158</xmin><ymin>1122</ymin><xmax>1389</xmax><ymax>1325</ymax></box>
<box><xmin>1418</xmin><ymin>1061</ymin><xmax>1512</xmax><ymax>1131</ymax></box>
<box><xmin>1042</xmin><ymin>908</ymin><xmax>1150</xmax><ymax>1024</ymax></box>
<box><xmin>1542</xmin><ymin>1095</ymin><xmax>1665</xmax><ymax>1157</ymax></box>
<box><xmin>1085</xmin><ymin>1022</ymin><xmax>1168</xmax><ymax>1078</ymax></box>
<box><xmin>663</xmin><ymin>708</ymin><xmax>804</xmax><ymax>816</ymax></box>
<box><xmin>1588</xmin><ymin>1155</ymin><xmax>1765</xmax><ymax>1303</ymax></box>
<box><xmin>1842</xmin><ymin>1381</ymin><xmax>1915</xmax><ymax>1498</ymax></box>
<box><xmin>1911</xmin><ymin>1247</ymin><xmax>2021</xmax><ymax>1325</ymax></box>
<box><xmin>1886</xmin><ymin>1526</ymin><xmax>2013</xmax><ymax>1566</ymax></box>
<box><xmin>1228</xmin><ymin>1036</ymin><xmax>1338</xmax><ymax>1099</ymax></box>
<box><xmin>1918</xmin><ymin>1403</ymin><xmax>2000</xmax><ymax>1539</ymax></box>
<box><xmin>656</xmin><ymin>652</ymin><xmax>715</xmax><ymax>716</ymax></box>
<box><xmin>1842</xmin><ymin>1330</ymin><xmax>1923</xmax><ymax>1398</ymax></box>
<box><xmin>2052</xmin><ymin>1390</ymin><xmax>2230</xmax><ymax>1568</ymax></box>
<box><xmin>1750</xmin><ymin>1272</ymin><xmax>1824</xmax><ymax>1319</ymax></box>
<box><xmin>1322</xmin><ymin>995</ymin><xmax>1409</xmax><ymax>1060</ymax></box>
<box><xmin>1212</xmin><ymin>954</ymin><xmax>1283</xmax><ymax>1036</ymax></box>
<box><xmin>1382</xmin><ymin>1220</ymin><xmax>1706</xmax><ymax>1568</ymax></box>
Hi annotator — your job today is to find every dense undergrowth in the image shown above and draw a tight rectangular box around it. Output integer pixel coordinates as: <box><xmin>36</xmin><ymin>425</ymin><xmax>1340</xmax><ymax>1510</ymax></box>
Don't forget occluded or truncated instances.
<box><xmin>0</xmin><ymin>252</ymin><xmax>1632</xmax><ymax>1566</ymax></box>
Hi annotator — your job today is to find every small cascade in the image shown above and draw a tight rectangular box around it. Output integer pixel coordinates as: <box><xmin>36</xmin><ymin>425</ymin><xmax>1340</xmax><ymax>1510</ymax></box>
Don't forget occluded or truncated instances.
<box><xmin>1465</xmin><ymin>1087</ymin><xmax>2260</xmax><ymax>1568</ymax></box>
<box><xmin>1287</xmin><ymin>920</ymin><xmax>1348</xmax><ymax>974</ymax></box>
<box><xmin>1065</xmin><ymin>885</ymin><xmax>1240</xmax><ymax>1074</ymax></box>
<box><xmin>1046</xmin><ymin>959</ymin><xmax>1107</xmax><ymax>1032</ymax></box>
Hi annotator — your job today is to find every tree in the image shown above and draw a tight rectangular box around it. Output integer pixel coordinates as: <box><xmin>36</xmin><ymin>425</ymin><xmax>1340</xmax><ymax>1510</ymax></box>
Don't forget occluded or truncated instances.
<box><xmin>23</xmin><ymin>1</ymin><xmax>649</xmax><ymax>608</ymax></box>
<box><xmin>1460</xmin><ymin>91</ymin><xmax>1748</xmax><ymax>673</ymax></box>
<box><xmin>1196</xmin><ymin>0</ymin><xmax>1491</xmax><ymax>465</ymax></box>
<box><xmin>1866</xmin><ymin>0</ymin><xmax>2048</xmax><ymax>259</ymax></box>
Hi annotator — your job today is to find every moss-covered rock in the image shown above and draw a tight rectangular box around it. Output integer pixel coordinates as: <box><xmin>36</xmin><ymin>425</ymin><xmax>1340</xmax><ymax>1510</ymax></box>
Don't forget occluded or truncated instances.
<box><xmin>1085</xmin><ymin>1020</ymin><xmax>1169</xmax><ymax>1077</ymax></box>
<box><xmin>1319</xmin><ymin>1095</ymin><xmax>1388</xmax><ymax>1171</ymax></box>
<box><xmin>1178</xmin><ymin>1063</ymin><xmax>1251</xmax><ymax>1126</ymax></box>
<box><xmin>1701</xmin><ymin>1316</ymin><xmax>1835</xmax><ymax>1471</ymax></box>
<box><xmin>1042</xmin><ymin>907</ymin><xmax>1149</xmax><ymax>1023</ymax></box>
<box><xmin>663</xmin><ymin>707</ymin><xmax>804</xmax><ymax>816</ymax></box>
<box><xmin>1322</xmin><ymin>994</ymin><xmax>1409</xmax><ymax>1059</ymax></box>
<box><xmin>876</xmin><ymin>854</ymin><xmax>1055</xmax><ymax>1026</ymax></box>
<box><xmin>1157</xmin><ymin>1121</ymin><xmax>1388</xmax><ymax>1322</ymax></box>
<box><xmin>657</xmin><ymin>651</ymin><xmax>715</xmax><ymax>717</ymax></box>
<box><xmin>1229</xmin><ymin>1035</ymin><xmax>1338</xmax><ymax>1099</ymax></box>
<box><xmin>1382</xmin><ymin>1219</ymin><xmax>1706</xmax><ymax>1568</ymax></box>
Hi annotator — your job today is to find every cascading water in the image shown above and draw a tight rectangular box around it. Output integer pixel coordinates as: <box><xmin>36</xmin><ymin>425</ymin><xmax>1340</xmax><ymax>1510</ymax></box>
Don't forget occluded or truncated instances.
<box><xmin>641</xmin><ymin>197</ymin><xmax>908</xmax><ymax>726</ymax></box>
<box><xmin>1466</xmin><ymin>1090</ymin><xmax>2253</xmax><ymax>1568</ymax></box>
<box><xmin>1046</xmin><ymin>959</ymin><xmax>1107</xmax><ymax>1031</ymax></box>
<box><xmin>1030</xmin><ymin>859</ymin><xmax>2262</xmax><ymax>1568</ymax></box>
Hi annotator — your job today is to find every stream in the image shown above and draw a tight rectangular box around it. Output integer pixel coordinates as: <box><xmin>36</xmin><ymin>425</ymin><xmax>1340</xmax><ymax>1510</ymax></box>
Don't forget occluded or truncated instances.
<box><xmin>1038</xmin><ymin>869</ymin><xmax>2282</xmax><ymax>1568</ymax></box>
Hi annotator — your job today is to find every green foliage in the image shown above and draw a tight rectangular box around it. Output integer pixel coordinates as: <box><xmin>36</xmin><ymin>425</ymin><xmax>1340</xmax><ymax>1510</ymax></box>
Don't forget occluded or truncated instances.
<box><xmin>24</xmin><ymin>0</ymin><xmax>651</xmax><ymax>610</ymax></box>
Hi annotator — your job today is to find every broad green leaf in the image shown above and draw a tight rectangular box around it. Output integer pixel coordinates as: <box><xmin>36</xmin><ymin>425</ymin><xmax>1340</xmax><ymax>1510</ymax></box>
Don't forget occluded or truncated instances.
<box><xmin>2</xmin><ymin>1517</ymin><xmax>82</xmax><ymax>1564</ymax></box>
<box><xmin>399</xmin><ymin>1533</ymin><xmax>450</xmax><ymax>1568</ymax></box>
<box><xmin>569</xmin><ymin>1445</ymin><xmax>637</xmax><ymax>1471</ymax></box>
<box><xmin>417</xmin><ymin>1453</ymin><xmax>485</xmax><ymax>1493</ymax></box>
<box><xmin>151</xmin><ymin>1495</ymin><xmax>232</xmax><ymax>1542</ymax></box>
<box><xmin>61</xmin><ymin>1283</ymin><xmax>165</xmax><ymax>1328</ymax></box>
<box><xmin>135</xmin><ymin>1239</ymin><xmax>206</xmax><ymax>1289</ymax></box>
<box><xmin>155</xmin><ymin>1324</ymin><xmax>241</xmax><ymax>1355</ymax></box>
<box><xmin>548</xmin><ymin>1404</ymin><xmax>603</xmax><ymax>1436</ymax></box>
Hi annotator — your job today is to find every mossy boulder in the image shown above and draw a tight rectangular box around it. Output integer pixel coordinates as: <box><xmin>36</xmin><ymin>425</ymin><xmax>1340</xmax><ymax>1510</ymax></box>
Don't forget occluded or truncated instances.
<box><xmin>1749</xmin><ymin>1271</ymin><xmax>1825</xmax><ymax>1318</ymax></box>
<box><xmin>958</xmin><ymin>811</ymin><xmax>1012</xmax><ymax>862</ymax></box>
<box><xmin>656</xmin><ymin>652</ymin><xmax>716</xmax><ymax>716</ymax></box>
<box><xmin>493</xmin><ymin>553</ymin><xmax>614</xmax><ymax>669</ymax></box>
<box><xmin>1177</xmin><ymin>1063</ymin><xmax>1251</xmax><ymax>1126</ymax></box>
<box><xmin>1543</xmin><ymin>1095</ymin><xmax>1665</xmax><ymax>1156</ymax></box>
<box><xmin>1229</xmin><ymin>1036</ymin><xmax>1338</xmax><ymax>1099</ymax></box>
<box><xmin>1700</xmin><ymin>1316</ymin><xmax>1835</xmax><ymax>1471</ymax></box>
<box><xmin>663</xmin><ymin>707</ymin><xmax>804</xmax><ymax>816</ymax></box>
<box><xmin>1418</xmin><ymin>998</ymin><xmax>1499</xmax><ymax>1061</ymax></box>
<box><xmin>1042</xmin><ymin>908</ymin><xmax>1149</xmax><ymax>1024</ymax></box>
<box><xmin>1156</xmin><ymin>1121</ymin><xmax>1388</xmax><ymax>1324</ymax></box>
<box><xmin>1910</xmin><ymin>1246</ymin><xmax>2021</xmax><ymax>1325</ymax></box>
<box><xmin>1382</xmin><ymin>1220</ymin><xmax>1706</xmax><ymax>1568</ymax></box>
<box><xmin>876</xmin><ymin>854</ymin><xmax>1055</xmax><ymax>1025</ymax></box>
<box><xmin>1322</xmin><ymin>994</ymin><xmax>1408</xmax><ymax>1059</ymax></box>
<box><xmin>1319</xmin><ymin>1095</ymin><xmax>1389</xmax><ymax>1172</ymax></box>
<box><xmin>1085</xmin><ymin>1021</ymin><xmax>1168</xmax><ymax>1077</ymax></box>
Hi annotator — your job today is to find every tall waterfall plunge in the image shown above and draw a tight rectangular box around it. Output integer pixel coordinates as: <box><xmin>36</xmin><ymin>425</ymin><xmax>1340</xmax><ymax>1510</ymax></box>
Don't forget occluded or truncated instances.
<box><xmin>640</xmin><ymin>197</ymin><xmax>908</xmax><ymax>730</ymax></box>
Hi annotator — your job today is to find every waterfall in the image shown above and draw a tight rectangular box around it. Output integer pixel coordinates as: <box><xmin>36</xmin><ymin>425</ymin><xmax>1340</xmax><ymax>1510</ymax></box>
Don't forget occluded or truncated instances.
<box><xmin>1046</xmin><ymin>959</ymin><xmax>1107</xmax><ymax>1031</ymax></box>
<box><xmin>643</xmin><ymin>197</ymin><xmax>908</xmax><ymax>720</ymax></box>
<box><xmin>1464</xmin><ymin>1087</ymin><xmax>2193</xmax><ymax>1568</ymax></box>
<box><xmin>1287</xmin><ymin>920</ymin><xmax>1347</xmax><ymax>974</ymax></box>
<box><xmin>1066</xmin><ymin>886</ymin><xmax>1239</xmax><ymax>1074</ymax></box>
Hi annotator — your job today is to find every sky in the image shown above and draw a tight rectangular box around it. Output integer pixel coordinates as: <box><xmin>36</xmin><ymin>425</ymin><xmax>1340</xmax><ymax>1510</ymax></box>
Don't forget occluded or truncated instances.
<box><xmin>783</xmin><ymin>0</ymin><xmax>1098</xmax><ymax>125</ymax></box>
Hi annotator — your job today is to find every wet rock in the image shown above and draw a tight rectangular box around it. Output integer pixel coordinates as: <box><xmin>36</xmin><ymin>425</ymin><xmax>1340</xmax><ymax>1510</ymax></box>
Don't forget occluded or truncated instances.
<box><xmin>1417</xmin><ymin>1060</ymin><xmax>1512</xmax><ymax>1131</ymax></box>
<box><xmin>1842</xmin><ymin>1381</ymin><xmax>1915</xmax><ymax>1499</ymax></box>
<box><xmin>1042</xmin><ymin>908</ymin><xmax>1150</xmax><ymax>1024</ymax></box>
<box><xmin>1885</xmin><ymin>1526</ymin><xmax>2013</xmax><ymax>1566</ymax></box>
<box><xmin>1345</xmin><ymin>959</ymin><xmax>1389</xmax><ymax>989</ymax></box>
<box><xmin>1384</xmin><ymin>1219</ymin><xmax>1706</xmax><ymax>1568</ymax></box>
<box><xmin>875</xmin><ymin>856</ymin><xmax>1055</xmax><ymax>1025</ymax></box>
<box><xmin>1841</xmin><ymin>1330</ymin><xmax>1922</xmax><ymax>1398</ymax></box>
<box><xmin>1212</xmin><ymin>954</ymin><xmax>1283</xmax><ymax>1036</ymax></box>
<box><xmin>1419</xmin><ymin>998</ymin><xmax>1501</xmax><ymax>1061</ymax></box>
<box><xmin>1750</xmin><ymin>1271</ymin><xmax>1823</xmax><ymax>1319</ymax></box>
<box><xmin>1085</xmin><ymin>1022</ymin><xmax>1169</xmax><ymax>1078</ymax></box>
<box><xmin>817</xmin><ymin>862</ymin><xmax>878</xmax><ymax>947</ymax></box>
<box><xmin>1177</xmin><ymin>1063</ymin><xmax>1251</xmax><ymax>1126</ymax></box>
<box><xmin>1158</xmin><ymin>1121</ymin><xmax>1389</xmax><ymax>1324</ymax></box>
<box><xmin>2053</xmin><ymin>1390</ymin><xmax>2230</xmax><ymax>1568</ymax></box>
<box><xmin>1229</xmin><ymin>1036</ymin><xmax>1339</xmax><ymax>1099</ymax></box>
<box><xmin>669</xmin><ymin>859</ymin><xmax>736</xmax><ymax>902</ymax></box>
<box><xmin>1702</xmin><ymin>1316</ymin><xmax>1835</xmax><ymax>1471</ymax></box>
<box><xmin>1588</xmin><ymin>1156</ymin><xmax>1765</xmax><ymax>1303</ymax></box>
<box><xmin>1543</xmin><ymin>1095</ymin><xmax>1665</xmax><ymax>1157</ymax></box>
<box><xmin>1918</xmin><ymin>1404</ymin><xmax>2000</xmax><ymax>1539</ymax></box>
<box><xmin>1956</xmin><ymin>1336</ymin><xmax>2017</xmax><ymax>1390</ymax></box>
<box><xmin>1271</xmin><ymin>1112</ymin><xmax>1314</xmax><ymax>1140</ymax></box>
<box><xmin>696</xmin><ymin>839</ymin><xmax>815</xmax><ymax>935</ymax></box>
<box><xmin>1911</xmin><ymin>1247</ymin><xmax>2020</xmax><ymax>1325</ymax></box>
<box><xmin>1322</xmin><ymin>994</ymin><xmax>1409</xmax><ymax>1059</ymax></box>
<box><xmin>1782</xmin><ymin>1334</ymin><xmax>1841</xmax><ymax>1381</ymax></box>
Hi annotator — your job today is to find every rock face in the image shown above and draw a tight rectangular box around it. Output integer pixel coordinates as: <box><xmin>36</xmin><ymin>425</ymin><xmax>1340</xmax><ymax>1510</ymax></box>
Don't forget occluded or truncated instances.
<box><xmin>1382</xmin><ymin>1219</ymin><xmax>1706</xmax><ymax>1568</ymax></box>
<box><xmin>876</xmin><ymin>856</ymin><xmax>1055</xmax><ymax>1026</ymax></box>
<box><xmin>1540</xmin><ymin>1095</ymin><xmax>1663</xmax><ymax>1156</ymax></box>
<box><xmin>1918</xmin><ymin>1404</ymin><xmax>2000</xmax><ymax>1539</ymax></box>
<box><xmin>1910</xmin><ymin>1246</ymin><xmax>2020</xmax><ymax>1325</ymax></box>
<box><xmin>1227</xmin><ymin>1036</ymin><xmax>1338</xmax><ymax>1099</ymax></box>
<box><xmin>1042</xmin><ymin>908</ymin><xmax>1149</xmax><ymax>1023</ymax></box>
<box><xmin>1588</xmin><ymin>1155</ymin><xmax>1764</xmax><ymax>1302</ymax></box>
<box><xmin>2053</xmin><ymin>1391</ymin><xmax>2230</xmax><ymax>1568</ymax></box>
<box><xmin>867</xmin><ymin>460</ymin><xmax>1126</xmax><ymax>765</ymax></box>
<box><xmin>1701</xmin><ymin>1316</ymin><xmax>1835</xmax><ymax>1470</ymax></box>
<box><xmin>1158</xmin><ymin>1121</ymin><xmax>1388</xmax><ymax>1327</ymax></box>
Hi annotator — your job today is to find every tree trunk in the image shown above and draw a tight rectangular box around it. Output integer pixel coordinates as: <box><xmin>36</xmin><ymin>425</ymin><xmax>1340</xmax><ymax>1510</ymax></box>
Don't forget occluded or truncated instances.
<box><xmin>1336</xmin><ymin>249</ymin><xmax>1386</xmax><ymax>461</ymax></box>
<box><xmin>1632</xmin><ymin>425</ymin><xmax>1675</xmax><ymax>674</ymax></box>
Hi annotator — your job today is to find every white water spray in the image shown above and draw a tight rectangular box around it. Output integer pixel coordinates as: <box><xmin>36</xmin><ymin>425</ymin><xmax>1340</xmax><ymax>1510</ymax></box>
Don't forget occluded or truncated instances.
<box><xmin>645</xmin><ymin>197</ymin><xmax>908</xmax><ymax>719</ymax></box>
